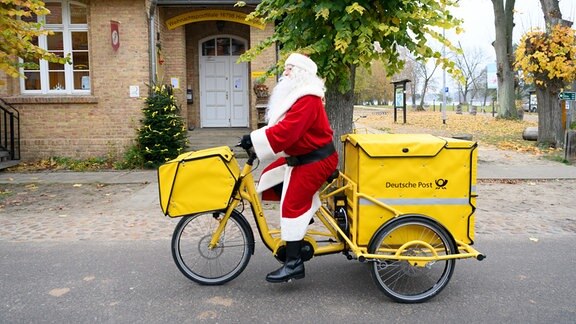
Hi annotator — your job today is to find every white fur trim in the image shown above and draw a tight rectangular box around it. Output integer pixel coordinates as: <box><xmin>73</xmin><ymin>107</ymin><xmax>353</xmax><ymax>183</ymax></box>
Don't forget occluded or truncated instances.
<box><xmin>251</xmin><ymin>127</ymin><xmax>275</xmax><ymax>161</ymax></box>
<box><xmin>281</xmin><ymin>192</ymin><xmax>321</xmax><ymax>241</ymax></box>
<box><xmin>256</xmin><ymin>163</ymin><xmax>286</xmax><ymax>193</ymax></box>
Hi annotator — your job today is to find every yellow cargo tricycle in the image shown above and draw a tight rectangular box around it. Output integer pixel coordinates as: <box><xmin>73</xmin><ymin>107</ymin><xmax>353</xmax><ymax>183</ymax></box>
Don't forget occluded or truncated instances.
<box><xmin>158</xmin><ymin>133</ymin><xmax>485</xmax><ymax>303</ymax></box>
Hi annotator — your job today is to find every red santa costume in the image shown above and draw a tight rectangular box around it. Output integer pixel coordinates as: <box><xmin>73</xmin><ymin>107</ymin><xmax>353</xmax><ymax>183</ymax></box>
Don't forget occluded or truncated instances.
<box><xmin>250</xmin><ymin>53</ymin><xmax>338</xmax><ymax>242</ymax></box>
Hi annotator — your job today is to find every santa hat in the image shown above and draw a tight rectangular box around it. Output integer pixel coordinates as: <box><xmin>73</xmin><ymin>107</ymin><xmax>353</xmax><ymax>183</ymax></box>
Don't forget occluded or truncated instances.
<box><xmin>285</xmin><ymin>53</ymin><xmax>317</xmax><ymax>75</ymax></box>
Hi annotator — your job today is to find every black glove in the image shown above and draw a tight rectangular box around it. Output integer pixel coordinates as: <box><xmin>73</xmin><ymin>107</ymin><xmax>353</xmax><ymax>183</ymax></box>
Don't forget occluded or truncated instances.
<box><xmin>240</xmin><ymin>134</ymin><xmax>253</xmax><ymax>150</ymax></box>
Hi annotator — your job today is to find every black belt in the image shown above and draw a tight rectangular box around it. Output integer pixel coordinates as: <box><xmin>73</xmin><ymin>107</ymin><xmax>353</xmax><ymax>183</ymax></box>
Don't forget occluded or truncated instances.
<box><xmin>285</xmin><ymin>142</ymin><xmax>336</xmax><ymax>167</ymax></box>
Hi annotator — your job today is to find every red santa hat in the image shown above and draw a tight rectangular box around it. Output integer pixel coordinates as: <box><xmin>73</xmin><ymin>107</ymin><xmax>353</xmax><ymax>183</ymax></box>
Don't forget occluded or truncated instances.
<box><xmin>285</xmin><ymin>53</ymin><xmax>317</xmax><ymax>75</ymax></box>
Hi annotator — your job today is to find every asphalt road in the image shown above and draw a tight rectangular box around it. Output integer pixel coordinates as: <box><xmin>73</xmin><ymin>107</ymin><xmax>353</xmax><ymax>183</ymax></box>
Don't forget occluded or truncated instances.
<box><xmin>1</xmin><ymin>234</ymin><xmax>574</xmax><ymax>323</ymax></box>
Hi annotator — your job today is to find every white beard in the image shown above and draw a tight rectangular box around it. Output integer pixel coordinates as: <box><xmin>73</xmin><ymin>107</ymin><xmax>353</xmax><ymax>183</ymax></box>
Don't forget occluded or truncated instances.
<box><xmin>266</xmin><ymin>77</ymin><xmax>298</xmax><ymax>123</ymax></box>
<box><xmin>265</xmin><ymin>72</ymin><xmax>325</xmax><ymax>125</ymax></box>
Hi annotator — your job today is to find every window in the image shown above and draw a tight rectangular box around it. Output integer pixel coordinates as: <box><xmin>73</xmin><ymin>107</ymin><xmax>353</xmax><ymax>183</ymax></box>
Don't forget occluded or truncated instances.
<box><xmin>20</xmin><ymin>0</ymin><xmax>90</xmax><ymax>94</ymax></box>
<box><xmin>201</xmin><ymin>37</ymin><xmax>246</xmax><ymax>57</ymax></box>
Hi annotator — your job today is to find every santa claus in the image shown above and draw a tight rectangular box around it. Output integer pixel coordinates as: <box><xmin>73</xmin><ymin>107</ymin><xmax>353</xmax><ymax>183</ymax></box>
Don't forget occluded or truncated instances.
<box><xmin>240</xmin><ymin>53</ymin><xmax>338</xmax><ymax>283</ymax></box>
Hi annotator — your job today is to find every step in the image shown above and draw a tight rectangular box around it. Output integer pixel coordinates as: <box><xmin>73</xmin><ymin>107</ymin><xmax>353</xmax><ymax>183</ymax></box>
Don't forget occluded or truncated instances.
<box><xmin>0</xmin><ymin>159</ymin><xmax>20</xmax><ymax>170</ymax></box>
<box><xmin>187</xmin><ymin>127</ymin><xmax>251</xmax><ymax>158</ymax></box>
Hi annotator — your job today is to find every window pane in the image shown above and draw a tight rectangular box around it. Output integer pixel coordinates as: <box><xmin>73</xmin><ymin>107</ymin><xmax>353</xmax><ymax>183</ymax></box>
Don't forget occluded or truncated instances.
<box><xmin>73</xmin><ymin>52</ymin><xmax>89</xmax><ymax>69</ymax></box>
<box><xmin>48</xmin><ymin>51</ymin><xmax>65</xmax><ymax>70</ymax></box>
<box><xmin>48</xmin><ymin>60</ymin><xmax>65</xmax><ymax>70</ymax></box>
<box><xmin>47</xmin><ymin>32</ymin><xmax>64</xmax><ymax>51</ymax></box>
<box><xmin>49</xmin><ymin>72</ymin><xmax>66</xmax><ymax>90</ymax></box>
<box><xmin>202</xmin><ymin>39</ymin><xmax>215</xmax><ymax>56</ymax></box>
<box><xmin>45</xmin><ymin>2</ymin><xmax>63</xmax><ymax>24</ymax></box>
<box><xmin>216</xmin><ymin>38</ymin><xmax>230</xmax><ymax>56</ymax></box>
<box><xmin>70</xmin><ymin>3</ymin><xmax>87</xmax><ymax>24</ymax></box>
<box><xmin>72</xmin><ymin>32</ymin><xmax>88</xmax><ymax>50</ymax></box>
<box><xmin>231</xmin><ymin>39</ymin><xmax>245</xmax><ymax>55</ymax></box>
<box><xmin>24</xmin><ymin>72</ymin><xmax>41</xmax><ymax>90</ymax></box>
<box><xmin>74</xmin><ymin>72</ymin><xmax>90</xmax><ymax>90</ymax></box>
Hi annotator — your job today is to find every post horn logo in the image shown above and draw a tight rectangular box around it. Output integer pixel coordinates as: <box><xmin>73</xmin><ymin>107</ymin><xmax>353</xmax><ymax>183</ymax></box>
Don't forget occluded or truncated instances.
<box><xmin>435</xmin><ymin>178</ymin><xmax>448</xmax><ymax>189</ymax></box>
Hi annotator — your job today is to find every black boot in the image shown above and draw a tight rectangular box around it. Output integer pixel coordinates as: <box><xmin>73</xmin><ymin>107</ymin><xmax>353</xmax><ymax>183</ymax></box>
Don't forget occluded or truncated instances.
<box><xmin>266</xmin><ymin>241</ymin><xmax>305</xmax><ymax>283</ymax></box>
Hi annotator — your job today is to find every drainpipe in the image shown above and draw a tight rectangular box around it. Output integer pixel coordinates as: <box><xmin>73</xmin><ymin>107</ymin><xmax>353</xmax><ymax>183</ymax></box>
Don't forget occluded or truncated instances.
<box><xmin>149</xmin><ymin>0</ymin><xmax>158</xmax><ymax>89</ymax></box>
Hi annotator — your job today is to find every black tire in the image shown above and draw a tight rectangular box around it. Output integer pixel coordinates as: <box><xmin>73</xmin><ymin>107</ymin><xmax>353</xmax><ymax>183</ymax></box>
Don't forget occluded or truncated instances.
<box><xmin>171</xmin><ymin>210</ymin><xmax>254</xmax><ymax>285</ymax></box>
<box><xmin>368</xmin><ymin>216</ymin><xmax>456</xmax><ymax>303</ymax></box>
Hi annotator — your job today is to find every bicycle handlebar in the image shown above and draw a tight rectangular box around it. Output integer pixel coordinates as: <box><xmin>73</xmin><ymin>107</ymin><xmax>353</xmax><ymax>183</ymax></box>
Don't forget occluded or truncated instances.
<box><xmin>235</xmin><ymin>143</ymin><xmax>258</xmax><ymax>165</ymax></box>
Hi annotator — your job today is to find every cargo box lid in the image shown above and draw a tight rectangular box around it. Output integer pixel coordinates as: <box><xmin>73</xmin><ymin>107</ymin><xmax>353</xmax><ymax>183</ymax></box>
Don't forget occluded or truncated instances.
<box><xmin>167</xmin><ymin>146</ymin><xmax>235</xmax><ymax>163</ymax></box>
<box><xmin>343</xmin><ymin>133</ymin><xmax>453</xmax><ymax>157</ymax></box>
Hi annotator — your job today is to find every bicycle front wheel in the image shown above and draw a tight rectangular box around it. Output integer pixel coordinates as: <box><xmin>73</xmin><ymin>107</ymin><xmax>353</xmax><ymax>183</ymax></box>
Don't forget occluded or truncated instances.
<box><xmin>368</xmin><ymin>216</ymin><xmax>456</xmax><ymax>303</ymax></box>
<box><xmin>171</xmin><ymin>210</ymin><xmax>254</xmax><ymax>285</ymax></box>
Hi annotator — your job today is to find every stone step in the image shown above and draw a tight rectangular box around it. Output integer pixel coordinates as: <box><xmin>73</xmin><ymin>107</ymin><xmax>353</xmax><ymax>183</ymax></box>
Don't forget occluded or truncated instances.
<box><xmin>187</xmin><ymin>127</ymin><xmax>251</xmax><ymax>158</ymax></box>
<box><xmin>0</xmin><ymin>159</ymin><xmax>20</xmax><ymax>170</ymax></box>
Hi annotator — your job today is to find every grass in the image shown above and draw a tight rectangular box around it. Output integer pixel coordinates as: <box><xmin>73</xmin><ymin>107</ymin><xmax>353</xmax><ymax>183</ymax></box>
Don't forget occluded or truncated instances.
<box><xmin>357</xmin><ymin>107</ymin><xmax>565</xmax><ymax>161</ymax></box>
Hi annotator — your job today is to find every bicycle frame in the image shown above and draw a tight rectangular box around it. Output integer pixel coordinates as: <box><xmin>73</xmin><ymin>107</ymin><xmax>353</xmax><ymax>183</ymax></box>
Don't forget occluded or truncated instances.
<box><xmin>207</xmin><ymin>150</ymin><xmax>485</xmax><ymax>264</ymax></box>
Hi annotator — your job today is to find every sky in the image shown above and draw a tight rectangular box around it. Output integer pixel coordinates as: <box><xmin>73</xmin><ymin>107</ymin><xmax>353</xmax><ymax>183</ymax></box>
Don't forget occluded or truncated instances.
<box><xmin>447</xmin><ymin>0</ymin><xmax>576</xmax><ymax>63</ymax></box>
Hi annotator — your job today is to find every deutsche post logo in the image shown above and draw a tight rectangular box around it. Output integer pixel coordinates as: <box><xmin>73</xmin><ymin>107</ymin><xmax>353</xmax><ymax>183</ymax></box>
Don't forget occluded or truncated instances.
<box><xmin>435</xmin><ymin>179</ymin><xmax>448</xmax><ymax>189</ymax></box>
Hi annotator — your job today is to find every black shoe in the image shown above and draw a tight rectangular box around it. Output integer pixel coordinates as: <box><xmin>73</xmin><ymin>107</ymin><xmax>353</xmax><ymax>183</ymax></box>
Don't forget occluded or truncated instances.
<box><xmin>265</xmin><ymin>258</ymin><xmax>305</xmax><ymax>283</ymax></box>
<box><xmin>266</xmin><ymin>240</ymin><xmax>305</xmax><ymax>283</ymax></box>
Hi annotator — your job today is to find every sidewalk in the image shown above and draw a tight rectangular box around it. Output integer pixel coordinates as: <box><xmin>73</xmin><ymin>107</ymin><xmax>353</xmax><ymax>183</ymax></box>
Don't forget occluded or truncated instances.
<box><xmin>1</xmin><ymin>156</ymin><xmax>576</xmax><ymax>185</ymax></box>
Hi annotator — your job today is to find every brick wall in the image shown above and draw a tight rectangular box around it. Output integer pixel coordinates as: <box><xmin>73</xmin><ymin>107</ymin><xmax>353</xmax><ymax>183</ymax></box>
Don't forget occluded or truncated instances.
<box><xmin>0</xmin><ymin>1</ymin><xmax>278</xmax><ymax>161</ymax></box>
<box><xmin>2</xmin><ymin>0</ymin><xmax>150</xmax><ymax>161</ymax></box>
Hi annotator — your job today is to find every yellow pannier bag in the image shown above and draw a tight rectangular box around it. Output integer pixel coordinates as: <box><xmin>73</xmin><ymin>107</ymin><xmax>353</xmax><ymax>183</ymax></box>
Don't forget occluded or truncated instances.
<box><xmin>158</xmin><ymin>146</ymin><xmax>240</xmax><ymax>217</ymax></box>
<box><xmin>342</xmin><ymin>134</ymin><xmax>477</xmax><ymax>246</ymax></box>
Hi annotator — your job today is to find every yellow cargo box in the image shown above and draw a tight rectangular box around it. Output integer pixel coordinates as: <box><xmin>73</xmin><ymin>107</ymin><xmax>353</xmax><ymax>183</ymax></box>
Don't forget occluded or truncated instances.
<box><xmin>158</xmin><ymin>146</ymin><xmax>240</xmax><ymax>217</ymax></box>
<box><xmin>342</xmin><ymin>134</ymin><xmax>477</xmax><ymax>246</ymax></box>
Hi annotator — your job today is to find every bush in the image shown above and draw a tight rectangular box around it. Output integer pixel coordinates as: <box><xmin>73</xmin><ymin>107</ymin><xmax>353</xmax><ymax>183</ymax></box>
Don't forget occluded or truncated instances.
<box><xmin>137</xmin><ymin>84</ymin><xmax>188</xmax><ymax>168</ymax></box>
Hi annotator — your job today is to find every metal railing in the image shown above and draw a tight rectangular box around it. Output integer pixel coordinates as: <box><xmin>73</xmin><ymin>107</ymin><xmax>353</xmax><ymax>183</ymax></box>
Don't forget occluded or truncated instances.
<box><xmin>0</xmin><ymin>98</ymin><xmax>20</xmax><ymax>161</ymax></box>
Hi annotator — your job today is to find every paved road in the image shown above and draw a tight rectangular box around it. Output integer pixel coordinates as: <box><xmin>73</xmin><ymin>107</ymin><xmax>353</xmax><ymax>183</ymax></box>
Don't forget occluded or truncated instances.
<box><xmin>1</xmin><ymin>146</ymin><xmax>576</xmax><ymax>322</ymax></box>
<box><xmin>0</xmin><ymin>235</ymin><xmax>574</xmax><ymax>323</ymax></box>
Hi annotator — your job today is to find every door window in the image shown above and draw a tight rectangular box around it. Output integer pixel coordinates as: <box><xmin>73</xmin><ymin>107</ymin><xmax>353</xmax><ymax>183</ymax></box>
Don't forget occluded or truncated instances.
<box><xmin>201</xmin><ymin>37</ymin><xmax>245</xmax><ymax>57</ymax></box>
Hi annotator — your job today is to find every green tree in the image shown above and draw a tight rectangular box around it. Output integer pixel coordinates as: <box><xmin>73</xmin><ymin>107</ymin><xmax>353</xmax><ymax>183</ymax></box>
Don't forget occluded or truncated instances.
<box><xmin>0</xmin><ymin>0</ymin><xmax>69</xmax><ymax>77</ymax></box>
<box><xmin>239</xmin><ymin>0</ymin><xmax>463</xmax><ymax>151</ymax></box>
<box><xmin>138</xmin><ymin>84</ymin><xmax>188</xmax><ymax>168</ymax></box>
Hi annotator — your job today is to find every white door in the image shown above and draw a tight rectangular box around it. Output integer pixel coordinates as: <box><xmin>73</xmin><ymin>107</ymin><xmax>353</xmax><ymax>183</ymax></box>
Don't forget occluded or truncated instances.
<box><xmin>199</xmin><ymin>36</ymin><xmax>249</xmax><ymax>127</ymax></box>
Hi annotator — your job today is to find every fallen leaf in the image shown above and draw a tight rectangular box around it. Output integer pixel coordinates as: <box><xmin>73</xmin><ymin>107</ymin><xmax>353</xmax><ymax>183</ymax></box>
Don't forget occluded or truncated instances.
<box><xmin>49</xmin><ymin>288</ymin><xmax>70</xmax><ymax>297</ymax></box>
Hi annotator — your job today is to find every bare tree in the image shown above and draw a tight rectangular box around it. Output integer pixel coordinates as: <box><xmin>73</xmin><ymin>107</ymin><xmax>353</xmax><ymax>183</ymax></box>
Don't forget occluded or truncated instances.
<box><xmin>491</xmin><ymin>0</ymin><xmax>518</xmax><ymax>119</ymax></box>
<box><xmin>454</xmin><ymin>46</ymin><xmax>489</xmax><ymax>105</ymax></box>
<box><xmin>415</xmin><ymin>59</ymin><xmax>440</xmax><ymax>111</ymax></box>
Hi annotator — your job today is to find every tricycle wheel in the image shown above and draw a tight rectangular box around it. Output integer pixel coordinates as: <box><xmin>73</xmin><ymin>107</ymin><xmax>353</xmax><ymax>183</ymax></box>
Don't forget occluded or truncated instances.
<box><xmin>171</xmin><ymin>210</ymin><xmax>254</xmax><ymax>285</ymax></box>
<box><xmin>368</xmin><ymin>216</ymin><xmax>456</xmax><ymax>303</ymax></box>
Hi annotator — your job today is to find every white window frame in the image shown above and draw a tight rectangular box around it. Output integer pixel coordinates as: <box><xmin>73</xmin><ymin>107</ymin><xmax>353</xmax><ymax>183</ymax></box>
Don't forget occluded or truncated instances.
<box><xmin>19</xmin><ymin>0</ymin><xmax>90</xmax><ymax>95</ymax></box>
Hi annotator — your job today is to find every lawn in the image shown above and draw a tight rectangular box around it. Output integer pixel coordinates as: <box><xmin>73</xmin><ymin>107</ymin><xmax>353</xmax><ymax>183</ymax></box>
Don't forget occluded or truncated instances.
<box><xmin>355</xmin><ymin>107</ymin><xmax>562</xmax><ymax>158</ymax></box>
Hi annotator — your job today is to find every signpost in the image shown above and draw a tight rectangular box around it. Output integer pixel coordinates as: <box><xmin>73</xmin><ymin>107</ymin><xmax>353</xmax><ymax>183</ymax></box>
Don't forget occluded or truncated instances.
<box><xmin>559</xmin><ymin>91</ymin><xmax>576</xmax><ymax>161</ymax></box>
<box><xmin>559</xmin><ymin>92</ymin><xmax>576</xmax><ymax>101</ymax></box>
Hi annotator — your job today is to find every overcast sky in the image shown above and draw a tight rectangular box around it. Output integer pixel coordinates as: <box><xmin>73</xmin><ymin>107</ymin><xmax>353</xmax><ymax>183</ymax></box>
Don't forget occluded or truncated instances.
<box><xmin>447</xmin><ymin>0</ymin><xmax>576</xmax><ymax>62</ymax></box>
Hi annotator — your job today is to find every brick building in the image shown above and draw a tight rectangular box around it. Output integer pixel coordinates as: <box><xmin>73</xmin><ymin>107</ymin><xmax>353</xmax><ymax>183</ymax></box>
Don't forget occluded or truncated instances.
<box><xmin>0</xmin><ymin>0</ymin><xmax>276</xmax><ymax>162</ymax></box>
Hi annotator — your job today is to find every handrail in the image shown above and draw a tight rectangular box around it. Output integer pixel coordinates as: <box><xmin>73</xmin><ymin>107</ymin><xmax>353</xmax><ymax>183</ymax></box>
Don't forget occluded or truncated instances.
<box><xmin>0</xmin><ymin>98</ymin><xmax>20</xmax><ymax>161</ymax></box>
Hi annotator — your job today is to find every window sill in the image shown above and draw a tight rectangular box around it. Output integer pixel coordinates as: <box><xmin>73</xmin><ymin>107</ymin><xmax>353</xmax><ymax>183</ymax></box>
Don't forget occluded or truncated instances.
<box><xmin>3</xmin><ymin>95</ymin><xmax>98</xmax><ymax>105</ymax></box>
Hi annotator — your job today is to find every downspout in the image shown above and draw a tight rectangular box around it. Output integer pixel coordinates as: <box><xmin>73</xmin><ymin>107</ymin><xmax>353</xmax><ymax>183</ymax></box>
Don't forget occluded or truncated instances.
<box><xmin>149</xmin><ymin>0</ymin><xmax>158</xmax><ymax>88</ymax></box>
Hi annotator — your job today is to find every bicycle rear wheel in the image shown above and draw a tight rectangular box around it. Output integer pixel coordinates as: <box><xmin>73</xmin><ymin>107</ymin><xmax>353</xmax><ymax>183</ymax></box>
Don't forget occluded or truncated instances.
<box><xmin>368</xmin><ymin>216</ymin><xmax>456</xmax><ymax>303</ymax></box>
<box><xmin>172</xmin><ymin>210</ymin><xmax>254</xmax><ymax>285</ymax></box>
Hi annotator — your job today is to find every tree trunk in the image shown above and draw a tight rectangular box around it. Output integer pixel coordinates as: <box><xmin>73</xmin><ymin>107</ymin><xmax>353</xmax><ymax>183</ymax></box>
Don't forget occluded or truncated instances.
<box><xmin>536</xmin><ymin>87</ymin><xmax>563</xmax><ymax>147</ymax></box>
<box><xmin>417</xmin><ymin>79</ymin><xmax>428</xmax><ymax>111</ymax></box>
<box><xmin>325</xmin><ymin>88</ymin><xmax>354</xmax><ymax>166</ymax></box>
<box><xmin>491</xmin><ymin>0</ymin><xmax>518</xmax><ymax>119</ymax></box>
<box><xmin>537</xmin><ymin>0</ymin><xmax>572</xmax><ymax>148</ymax></box>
